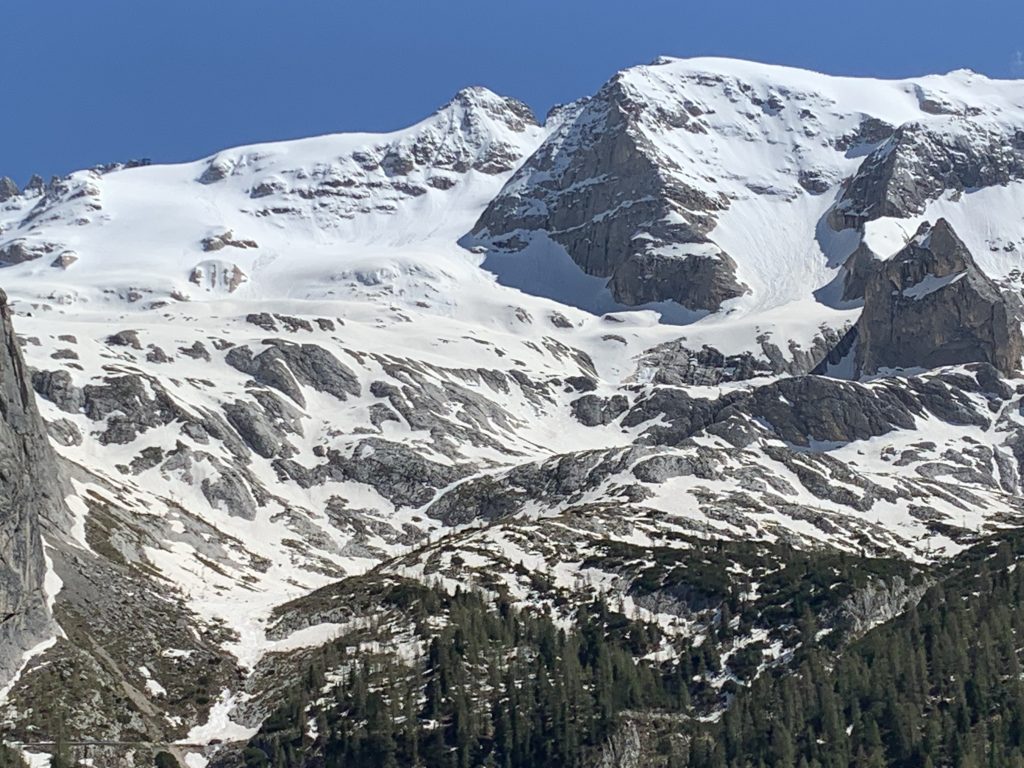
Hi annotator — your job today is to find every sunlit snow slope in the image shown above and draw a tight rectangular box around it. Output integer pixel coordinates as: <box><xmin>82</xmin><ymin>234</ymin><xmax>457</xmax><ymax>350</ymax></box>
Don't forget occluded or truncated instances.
<box><xmin>5</xmin><ymin>59</ymin><xmax>1024</xmax><ymax>757</ymax></box>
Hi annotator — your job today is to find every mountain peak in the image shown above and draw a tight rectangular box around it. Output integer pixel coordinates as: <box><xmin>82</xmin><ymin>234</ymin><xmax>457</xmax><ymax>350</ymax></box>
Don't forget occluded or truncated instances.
<box><xmin>437</xmin><ymin>85</ymin><xmax>539</xmax><ymax>132</ymax></box>
<box><xmin>11</xmin><ymin>53</ymin><xmax>1024</xmax><ymax>762</ymax></box>
<box><xmin>447</xmin><ymin>84</ymin><xmax>503</xmax><ymax>104</ymax></box>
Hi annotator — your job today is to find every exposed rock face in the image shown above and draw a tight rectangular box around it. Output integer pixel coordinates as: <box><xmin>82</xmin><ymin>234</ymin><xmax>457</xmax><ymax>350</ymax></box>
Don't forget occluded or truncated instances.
<box><xmin>106</xmin><ymin>329</ymin><xmax>142</xmax><ymax>349</ymax></box>
<box><xmin>197</xmin><ymin>87</ymin><xmax>540</xmax><ymax>223</ymax></box>
<box><xmin>0</xmin><ymin>289</ymin><xmax>59</xmax><ymax>684</ymax></box>
<box><xmin>838</xmin><ymin>576</ymin><xmax>930</xmax><ymax>635</ymax></box>
<box><xmin>0</xmin><ymin>239</ymin><xmax>59</xmax><ymax>265</ymax></box>
<box><xmin>200</xmin><ymin>230</ymin><xmax>258</xmax><ymax>252</ymax></box>
<box><xmin>733</xmin><ymin>377</ymin><xmax>917</xmax><ymax>447</ymax></box>
<box><xmin>49</xmin><ymin>251</ymin><xmax>78</xmax><ymax>270</ymax></box>
<box><xmin>856</xmin><ymin>219</ymin><xmax>1024</xmax><ymax>376</ymax></box>
<box><xmin>837</xmin><ymin>241</ymin><xmax>881</xmax><ymax>302</ymax></box>
<box><xmin>24</xmin><ymin>175</ymin><xmax>44</xmax><ymax>195</ymax></box>
<box><xmin>425</xmin><ymin>446</ymin><xmax>650</xmax><ymax>526</ymax></box>
<box><xmin>834</xmin><ymin>116</ymin><xmax>896</xmax><ymax>152</ymax></box>
<box><xmin>276</xmin><ymin>438</ymin><xmax>469</xmax><ymax>509</ymax></box>
<box><xmin>619</xmin><ymin>374</ymin><xmax>923</xmax><ymax>449</ymax></box>
<box><xmin>190</xmin><ymin>260</ymin><xmax>248</xmax><ymax>293</ymax></box>
<box><xmin>223</xmin><ymin>399</ymin><xmax>297</xmax><ymax>459</ymax></box>
<box><xmin>623</xmin><ymin>363</ymin><xmax>1000</xmax><ymax>452</ymax></box>
<box><xmin>471</xmin><ymin>77</ymin><xmax>746</xmax><ymax>311</ymax></box>
<box><xmin>225</xmin><ymin>340</ymin><xmax>361</xmax><ymax>407</ymax></box>
<box><xmin>633</xmin><ymin>330</ymin><xmax>856</xmax><ymax>385</ymax></box>
<box><xmin>633</xmin><ymin>341</ymin><xmax>771</xmax><ymax>386</ymax></box>
<box><xmin>434</xmin><ymin>87</ymin><xmax>539</xmax><ymax>174</ymax></box>
<box><xmin>571</xmin><ymin>394</ymin><xmax>629</xmax><ymax>426</ymax></box>
<box><xmin>831</xmin><ymin>124</ymin><xmax>1024</xmax><ymax>228</ymax></box>
<box><xmin>31</xmin><ymin>369</ymin><xmax>85</xmax><ymax>414</ymax></box>
<box><xmin>0</xmin><ymin>176</ymin><xmax>19</xmax><ymax>201</ymax></box>
<box><xmin>609</xmin><ymin>249</ymin><xmax>744</xmax><ymax>310</ymax></box>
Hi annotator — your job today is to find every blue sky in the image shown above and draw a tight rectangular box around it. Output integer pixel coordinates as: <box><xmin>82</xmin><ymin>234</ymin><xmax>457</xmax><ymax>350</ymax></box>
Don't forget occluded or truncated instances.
<box><xmin>4</xmin><ymin>0</ymin><xmax>1023</xmax><ymax>184</ymax></box>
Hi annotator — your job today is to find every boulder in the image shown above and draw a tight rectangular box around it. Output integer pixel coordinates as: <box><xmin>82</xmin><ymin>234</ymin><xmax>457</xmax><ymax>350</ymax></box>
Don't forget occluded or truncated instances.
<box><xmin>49</xmin><ymin>251</ymin><xmax>79</xmax><ymax>270</ymax></box>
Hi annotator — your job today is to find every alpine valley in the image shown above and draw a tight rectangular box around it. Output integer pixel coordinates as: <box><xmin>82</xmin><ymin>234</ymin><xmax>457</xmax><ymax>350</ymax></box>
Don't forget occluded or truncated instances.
<box><xmin>5</xmin><ymin>57</ymin><xmax>1024</xmax><ymax>768</ymax></box>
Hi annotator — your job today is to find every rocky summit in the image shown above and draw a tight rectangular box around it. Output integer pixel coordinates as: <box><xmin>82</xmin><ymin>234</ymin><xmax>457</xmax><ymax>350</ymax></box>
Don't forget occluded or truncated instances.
<box><xmin>3</xmin><ymin>57</ymin><xmax>1024</xmax><ymax>768</ymax></box>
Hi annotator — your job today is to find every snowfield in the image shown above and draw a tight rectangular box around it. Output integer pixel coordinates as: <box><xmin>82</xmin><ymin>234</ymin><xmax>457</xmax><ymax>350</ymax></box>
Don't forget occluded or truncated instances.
<box><xmin>4</xmin><ymin>57</ymin><xmax>1024</xmax><ymax>751</ymax></box>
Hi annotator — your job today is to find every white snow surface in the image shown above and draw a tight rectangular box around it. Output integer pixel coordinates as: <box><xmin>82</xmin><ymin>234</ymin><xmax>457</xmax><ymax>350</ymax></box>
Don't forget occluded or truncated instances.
<box><xmin>181</xmin><ymin>689</ymin><xmax>257</xmax><ymax>743</ymax></box>
<box><xmin>5</xmin><ymin>58</ymin><xmax>1024</xmax><ymax>744</ymax></box>
<box><xmin>483</xmin><ymin>59</ymin><xmax>1024</xmax><ymax>317</ymax></box>
<box><xmin>900</xmin><ymin>271</ymin><xmax>967</xmax><ymax>300</ymax></box>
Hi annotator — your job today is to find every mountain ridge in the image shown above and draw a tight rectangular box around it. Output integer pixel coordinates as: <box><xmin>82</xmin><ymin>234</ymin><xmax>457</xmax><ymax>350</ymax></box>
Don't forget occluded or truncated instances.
<box><xmin>4</xmin><ymin>56</ymin><xmax>1024</xmax><ymax>767</ymax></box>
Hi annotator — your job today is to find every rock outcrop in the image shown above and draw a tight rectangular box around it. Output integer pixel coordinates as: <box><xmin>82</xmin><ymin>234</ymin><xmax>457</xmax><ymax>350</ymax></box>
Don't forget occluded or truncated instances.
<box><xmin>0</xmin><ymin>176</ymin><xmax>19</xmax><ymax>202</ymax></box>
<box><xmin>470</xmin><ymin>76</ymin><xmax>746</xmax><ymax>311</ymax></box>
<box><xmin>197</xmin><ymin>86</ymin><xmax>541</xmax><ymax>224</ymax></box>
<box><xmin>0</xmin><ymin>289</ymin><xmax>60</xmax><ymax>684</ymax></box>
<box><xmin>225</xmin><ymin>340</ymin><xmax>361</xmax><ymax>407</ymax></box>
<box><xmin>830</xmin><ymin>124</ymin><xmax>1024</xmax><ymax>228</ymax></box>
<box><xmin>856</xmin><ymin>219</ymin><xmax>1024</xmax><ymax>376</ymax></box>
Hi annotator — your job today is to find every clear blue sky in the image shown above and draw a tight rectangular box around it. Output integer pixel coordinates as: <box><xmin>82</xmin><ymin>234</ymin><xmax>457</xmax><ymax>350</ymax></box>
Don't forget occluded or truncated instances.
<box><xmin>4</xmin><ymin>0</ymin><xmax>1023</xmax><ymax>185</ymax></box>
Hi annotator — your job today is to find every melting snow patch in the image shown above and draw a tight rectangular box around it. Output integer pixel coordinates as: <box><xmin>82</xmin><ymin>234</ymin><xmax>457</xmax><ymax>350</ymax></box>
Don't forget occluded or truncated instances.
<box><xmin>269</xmin><ymin>623</ymin><xmax>347</xmax><ymax>654</ymax></box>
<box><xmin>180</xmin><ymin>689</ymin><xmax>257</xmax><ymax>744</ymax></box>
<box><xmin>0</xmin><ymin>636</ymin><xmax>57</xmax><ymax>705</ymax></box>
<box><xmin>21</xmin><ymin>752</ymin><xmax>52</xmax><ymax>768</ymax></box>
<box><xmin>138</xmin><ymin>665</ymin><xmax>167</xmax><ymax>697</ymax></box>
<box><xmin>161</xmin><ymin>648</ymin><xmax>196</xmax><ymax>660</ymax></box>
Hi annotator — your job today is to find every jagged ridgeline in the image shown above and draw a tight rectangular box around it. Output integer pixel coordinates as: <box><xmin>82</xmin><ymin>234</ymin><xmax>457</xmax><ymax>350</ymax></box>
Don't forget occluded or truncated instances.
<box><xmin>7</xmin><ymin>56</ymin><xmax>1024</xmax><ymax>768</ymax></box>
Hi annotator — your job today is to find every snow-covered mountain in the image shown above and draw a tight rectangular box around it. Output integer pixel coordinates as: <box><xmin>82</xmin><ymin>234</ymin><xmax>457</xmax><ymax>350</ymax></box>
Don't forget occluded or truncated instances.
<box><xmin>5</xmin><ymin>57</ymin><xmax>1024</xmax><ymax>767</ymax></box>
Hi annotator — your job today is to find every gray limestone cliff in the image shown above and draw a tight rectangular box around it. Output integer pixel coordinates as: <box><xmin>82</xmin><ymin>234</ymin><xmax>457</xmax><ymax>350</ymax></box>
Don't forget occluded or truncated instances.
<box><xmin>470</xmin><ymin>77</ymin><xmax>747</xmax><ymax>311</ymax></box>
<box><xmin>856</xmin><ymin>219</ymin><xmax>1024</xmax><ymax>376</ymax></box>
<box><xmin>0</xmin><ymin>288</ymin><xmax>59</xmax><ymax>684</ymax></box>
<box><xmin>830</xmin><ymin>123</ymin><xmax>1024</xmax><ymax>229</ymax></box>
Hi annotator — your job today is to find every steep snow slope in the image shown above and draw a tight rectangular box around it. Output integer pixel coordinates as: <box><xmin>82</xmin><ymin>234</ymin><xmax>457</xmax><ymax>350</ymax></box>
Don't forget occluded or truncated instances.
<box><xmin>0</xmin><ymin>88</ymin><xmax>703</xmax><ymax>752</ymax></box>
<box><xmin>0</xmin><ymin>87</ymin><xmax>544</xmax><ymax>307</ymax></box>
<box><xmin>473</xmin><ymin>57</ymin><xmax>1024</xmax><ymax>325</ymax></box>
<box><xmin>4</xmin><ymin>59</ymin><xmax>1024</xmax><ymax>761</ymax></box>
